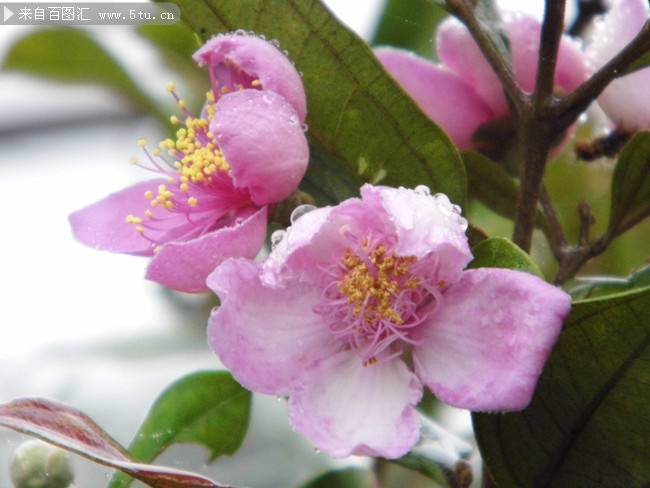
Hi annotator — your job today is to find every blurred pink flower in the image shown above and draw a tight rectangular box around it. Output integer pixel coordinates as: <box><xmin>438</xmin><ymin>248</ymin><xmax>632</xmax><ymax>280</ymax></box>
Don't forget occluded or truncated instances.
<box><xmin>207</xmin><ymin>184</ymin><xmax>571</xmax><ymax>458</ymax></box>
<box><xmin>586</xmin><ymin>0</ymin><xmax>650</xmax><ymax>131</ymax></box>
<box><xmin>70</xmin><ymin>33</ymin><xmax>308</xmax><ymax>293</ymax></box>
<box><xmin>375</xmin><ymin>13</ymin><xmax>589</xmax><ymax>149</ymax></box>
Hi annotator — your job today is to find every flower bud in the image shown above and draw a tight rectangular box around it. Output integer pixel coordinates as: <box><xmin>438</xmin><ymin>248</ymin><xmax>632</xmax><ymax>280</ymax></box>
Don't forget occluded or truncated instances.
<box><xmin>10</xmin><ymin>440</ymin><xmax>74</xmax><ymax>488</ymax></box>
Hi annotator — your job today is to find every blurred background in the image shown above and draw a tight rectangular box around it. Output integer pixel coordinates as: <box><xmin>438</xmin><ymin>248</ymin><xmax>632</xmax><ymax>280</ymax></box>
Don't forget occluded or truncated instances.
<box><xmin>0</xmin><ymin>0</ymin><xmax>647</xmax><ymax>486</ymax></box>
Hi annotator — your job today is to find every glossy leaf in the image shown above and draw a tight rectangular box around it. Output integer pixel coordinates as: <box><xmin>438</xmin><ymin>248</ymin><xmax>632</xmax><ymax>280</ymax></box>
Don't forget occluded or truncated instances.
<box><xmin>474</xmin><ymin>285</ymin><xmax>650</xmax><ymax>487</ymax></box>
<box><xmin>161</xmin><ymin>0</ymin><xmax>466</xmax><ymax>205</ymax></box>
<box><xmin>109</xmin><ymin>371</ymin><xmax>251</xmax><ymax>488</ymax></box>
<box><xmin>299</xmin><ymin>468</ymin><xmax>374</xmax><ymax>488</ymax></box>
<box><xmin>0</xmin><ymin>398</ymin><xmax>230</xmax><ymax>488</ymax></box>
<box><xmin>372</xmin><ymin>0</ymin><xmax>448</xmax><ymax>57</ymax></box>
<box><xmin>468</xmin><ymin>237</ymin><xmax>543</xmax><ymax>277</ymax></box>
<box><xmin>608</xmin><ymin>131</ymin><xmax>650</xmax><ymax>233</ymax></box>
<box><xmin>3</xmin><ymin>27</ymin><xmax>160</xmax><ymax>118</ymax></box>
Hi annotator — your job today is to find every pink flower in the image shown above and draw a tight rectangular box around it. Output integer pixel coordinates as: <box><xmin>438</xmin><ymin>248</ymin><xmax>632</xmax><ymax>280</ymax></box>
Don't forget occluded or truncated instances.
<box><xmin>207</xmin><ymin>185</ymin><xmax>571</xmax><ymax>458</ymax></box>
<box><xmin>70</xmin><ymin>33</ymin><xmax>309</xmax><ymax>293</ymax></box>
<box><xmin>586</xmin><ymin>0</ymin><xmax>650</xmax><ymax>131</ymax></box>
<box><xmin>375</xmin><ymin>13</ymin><xmax>589</xmax><ymax>149</ymax></box>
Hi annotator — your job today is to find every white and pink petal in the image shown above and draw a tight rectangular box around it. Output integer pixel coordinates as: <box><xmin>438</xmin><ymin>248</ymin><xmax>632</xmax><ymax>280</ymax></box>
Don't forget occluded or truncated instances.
<box><xmin>414</xmin><ymin>268</ymin><xmax>570</xmax><ymax>412</ymax></box>
<box><xmin>288</xmin><ymin>351</ymin><xmax>422</xmax><ymax>458</ymax></box>
<box><xmin>207</xmin><ymin>258</ymin><xmax>338</xmax><ymax>396</ymax></box>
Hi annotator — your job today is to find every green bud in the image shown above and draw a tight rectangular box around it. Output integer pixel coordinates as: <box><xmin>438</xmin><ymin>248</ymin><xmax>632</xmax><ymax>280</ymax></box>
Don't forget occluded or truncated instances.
<box><xmin>10</xmin><ymin>440</ymin><xmax>74</xmax><ymax>488</ymax></box>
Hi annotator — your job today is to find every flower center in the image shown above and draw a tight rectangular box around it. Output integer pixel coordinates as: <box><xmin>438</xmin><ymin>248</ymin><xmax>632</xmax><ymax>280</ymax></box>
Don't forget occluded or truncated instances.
<box><xmin>124</xmin><ymin>82</ymin><xmax>259</xmax><ymax>251</ymax></box>
<box><xmin>316</xmin><ymin>238</ymin><xmax>442</xmax><ymax>364</ymax></box>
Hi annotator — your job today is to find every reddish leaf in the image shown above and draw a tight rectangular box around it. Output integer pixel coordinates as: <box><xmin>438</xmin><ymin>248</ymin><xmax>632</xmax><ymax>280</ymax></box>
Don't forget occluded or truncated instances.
<box><xmin>0</xmin><ymin>398</ymin><xmax>233</xmax><ymax>488</ymax></box>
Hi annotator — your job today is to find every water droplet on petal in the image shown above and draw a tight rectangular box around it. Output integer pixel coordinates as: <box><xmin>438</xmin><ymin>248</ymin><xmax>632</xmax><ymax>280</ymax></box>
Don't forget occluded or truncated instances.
<box><xmin>302</xmin><ymin>123</ymin><xmax>309</xmax><ymax>132</ymax></box>
<box><xmin>451</xmin><ymin>204</ymin><xmax>462</xmax><ymax>215</ymax></box>
<box><xmin>234</xmin><ymin>29</ymin><xmax>247</xmax><ymax>36</ymax></box>
<box><xmin>414</xmin><ymin>185</ymin><xmax>431</xmax><ymax>196</ymax></box>
<box><xmin>456</xmin><ymin>216</ymin><xmax>469</xmax><ymax>231</ymax></box>
<box><xmin>290</xmin><ymin>204</ymin><xmax>317</xmax><ymax>224</ymax></box>
<box><xmin>271</xmin><ymin>229</ymin><xmax>286</xmax><ymax>249</ymax></box>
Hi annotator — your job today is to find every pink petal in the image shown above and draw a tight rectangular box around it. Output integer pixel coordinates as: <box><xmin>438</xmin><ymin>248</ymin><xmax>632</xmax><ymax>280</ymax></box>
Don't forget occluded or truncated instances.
<box><xmin>145</xmin><ymin>207</ymin><xmax>267</xmax><ymax>293</ymax></box>
<box><xmin>288</xmin><ymin>351</ymin><xmax>422</xmax><ymax>458</ymax></box>
<box><xmin>194</xmin><ymin>33</ymin><xmax>307</xmax><ymax>122</ymax></box>
<box><xmin>375</xmin><ymin>48</ymin><xmax>494</xmax><ymax>149</ymax></box>
<box><xmin>69</xmin><ymin>179</ymin><xmax>177</xmax><ymax>257</ymax></box>
<box><xmin>587</xmin><ymin>0</ymin><xmax>650</xmax><ymax>130</ymax></box>
<box><xmin>437</xmin><ymin>14</ymin><xmax>589</xmax><ymax>115</ymax></box>
<box><xmin>504</xmin><ymin>12</ymin><xmax>589</xmax><ymax>96</ymax></box>
<box><xmin>414</xmin><ymin>268</ymin><xmax>570</xmax><ymax>411</ymax></box>
<box><xmin>437</xmin><ymin>17</ymin><xmax>508</xmax><ymax>117</ymax></box>
<box><xmin>212</xmin><ymin>89</ymin><xmax>309</xmax><ymax>206</ymax></box>
<box><xmin>206</xmin><ymin>258</ymin><xmax>337</xmax><ymax>395</ymax></box>
<box><xmin>365</xmin><ymin>185</ymin><xmax>472</xmax><ymax>285</ymax></box>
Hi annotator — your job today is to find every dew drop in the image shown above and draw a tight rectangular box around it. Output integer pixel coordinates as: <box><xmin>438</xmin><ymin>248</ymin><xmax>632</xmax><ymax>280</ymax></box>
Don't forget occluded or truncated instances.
<box><xmin>289</xmin><ymin>114</ymin><xmax>299</xmax><ymax>126</ymax></box>
<box><xmin>451</xmin><ymin>204</ymin><xmax>462</xmax><ymax>215</ymax></box>
<box><xmin>290</xmin><ymin>204</ymin><xmax>317</xmax><ymax>224</ymax></box>
<box><xmin>314</xmin><ymin>448</ymin><xmax>321</xmax><ymax>454</ymax></box>
<box><xmin>234</xmin><ymin>29</ymin><xmax>247</xmax><ymax>36</ymax></box>
<box><xmin>271</xmin><ymin>229</ymin><xmax>286</xmax><ymax>249</ymax></box>
<box><xmin>302</xmin><ymin>123</ymin><xmax>309</xmax><ymax>132</ymax></box>
<box><xmin>414</xmin><ymin>185</ymin><xmax>431</xmax><ymax>196</ymax></box>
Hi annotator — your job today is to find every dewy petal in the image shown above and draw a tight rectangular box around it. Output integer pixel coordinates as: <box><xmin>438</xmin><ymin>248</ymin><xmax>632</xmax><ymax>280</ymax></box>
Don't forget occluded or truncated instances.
<box><xmin>212</xmin><ymin>89</ymin><xmax>309</xmax><ymax>207</ymax></box>
<box><xmin>206</xmin><ymin>258</ymin><xmax>338</xmax><ymax>395</ymax></box>
<box><xmin>145</xmin><ymin>207</ymin><xmax>267</xmax><ymax>293</ymax></box>
<box><xmin>263</xmin><ymin>191</ymin><xmax>396</xmax><ymax>286</ymax></box>
<box><xmin>375</xmin><ymin>48</ymin><xmax>494</xmax><ymax>149</ymax></box>
<box><xmin>288</xmin><ymin>351</ymin><xmax>422</xmax><ymax>458</ymax></box>
<box><xmin>69</xmin><ymin>179</ymin><xmax>176</xmax><ymax>257</ymax></box>
<box><xmin>437</xmin><ymin>17</ymin><xmax>508</xmax><ymax>117</ymax></box>
<box><xmin>587</xmin><ymin>0</ymin><xmax>650</xmax><ymax>130</ymax></box>
<box><xmin>365</xmin><ymin>185</ymin><xmax>472</xmax><ymax>285</ymax></box>
<box><xmin>414</xmin><ymin>268</ymin><xmax>570</xmax><ymax>411</ymax></box>
<box><xmin>194</xmin><ymin>33</ymin><xmax>307</xmax><ymax>122</ymax></box>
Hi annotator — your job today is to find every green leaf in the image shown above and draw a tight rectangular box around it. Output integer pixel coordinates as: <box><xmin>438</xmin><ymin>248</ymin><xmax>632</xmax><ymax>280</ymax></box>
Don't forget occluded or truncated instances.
<box><xmin>301</xmin><ymin>142</ymin><xmax>363</xmax><ymax>206</ymax></box>
<box><xmin>468</xmin><ymin>237</ymin><xmax>543</xmax><ymax>277</ymax></box>
<box><xmin>108</xmin><ymin>371</ymin><xmax>251</xmax><ymax>488</ymax></box>
<box><xmin>372</xmin><ymin>0</ymin><xmax>448</xmax><ymax>57</ymax></box>
<box><xmin>299</xmin><ymin>468</ymin><xmax>374</xmax><ymax>488</ymax></box>
<box><xmin>3</xmin><ymin>27</ymin><xmax>160</xmax><ymax>119</ymax></box>
<box><xmin>464</xmin><ymin>151</ymin><xmax>547</xmax><ymax>229</ymax></box>
<box><xmin>473</xmin><ymin>286</ymin><xmax>650</xmax><ymax>488</ymax></box>
<box><xmin>162</xmin><ymin>0</ymin><xmax>466</xmax><ymax>205</ymax></box>
<box><xmin>570</xmin><ymin>264</ymin><xmax>650</xmax><ymax>299</ymax></box>
<box><xmin>608</xmin><ymin>131</ymin><xmax>650</xmax><ymax>233</ymax></box>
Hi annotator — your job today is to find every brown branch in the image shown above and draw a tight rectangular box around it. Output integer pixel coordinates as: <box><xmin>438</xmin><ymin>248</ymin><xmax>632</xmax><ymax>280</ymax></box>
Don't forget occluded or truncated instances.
<box><xmin>533</xmin><ymin>0</ymin><xmax>567</xmax><ymax>108</ymax></box>
<box><xmin>554</xmin><ymin>205</ymin><xmax>650</xmax><ymax>285</ymax></box>
<box><xmin>445</xmin><ymin>0</ymin><xmax>528</xmax><ymax>115</ymax></box>
<box><xmin>539</xmin><ymin>185</ymin><xmax>567</xmax><ymax>260</ymax></box>
<box><xmin>552</xmin><ymin>19</ymin><xmax>650</xmax><ymax>124</ymax></box>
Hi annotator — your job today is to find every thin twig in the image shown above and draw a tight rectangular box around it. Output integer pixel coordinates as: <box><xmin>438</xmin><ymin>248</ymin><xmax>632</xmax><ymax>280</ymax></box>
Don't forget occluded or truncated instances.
<box><xmin>552</xmin><ymin>19</ymin><xmax>650</xmax><ymax>124</ymax></box>
<box><xmin>533</xmin><ymin>0</ymin><xmax>567</xmax><ymax>109</ymax></box>
<box><xmin>539</xmin><ymin>185</ymin><xmax>567</xmax><ymax>260</ymax></box>
<box><xmin>577</xmin><ymin>201</ymin><xmax>594</xmax><ymax>246</ymax></box>
<box><xmin>554</xmin><ymin>205</ymin><xmax>650</xmax><ymax>285</ymax></box>
<box><xmin>445</xmin><ymin>0</ymin><xmax>528</xmax><ymax>115</ymax></box>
